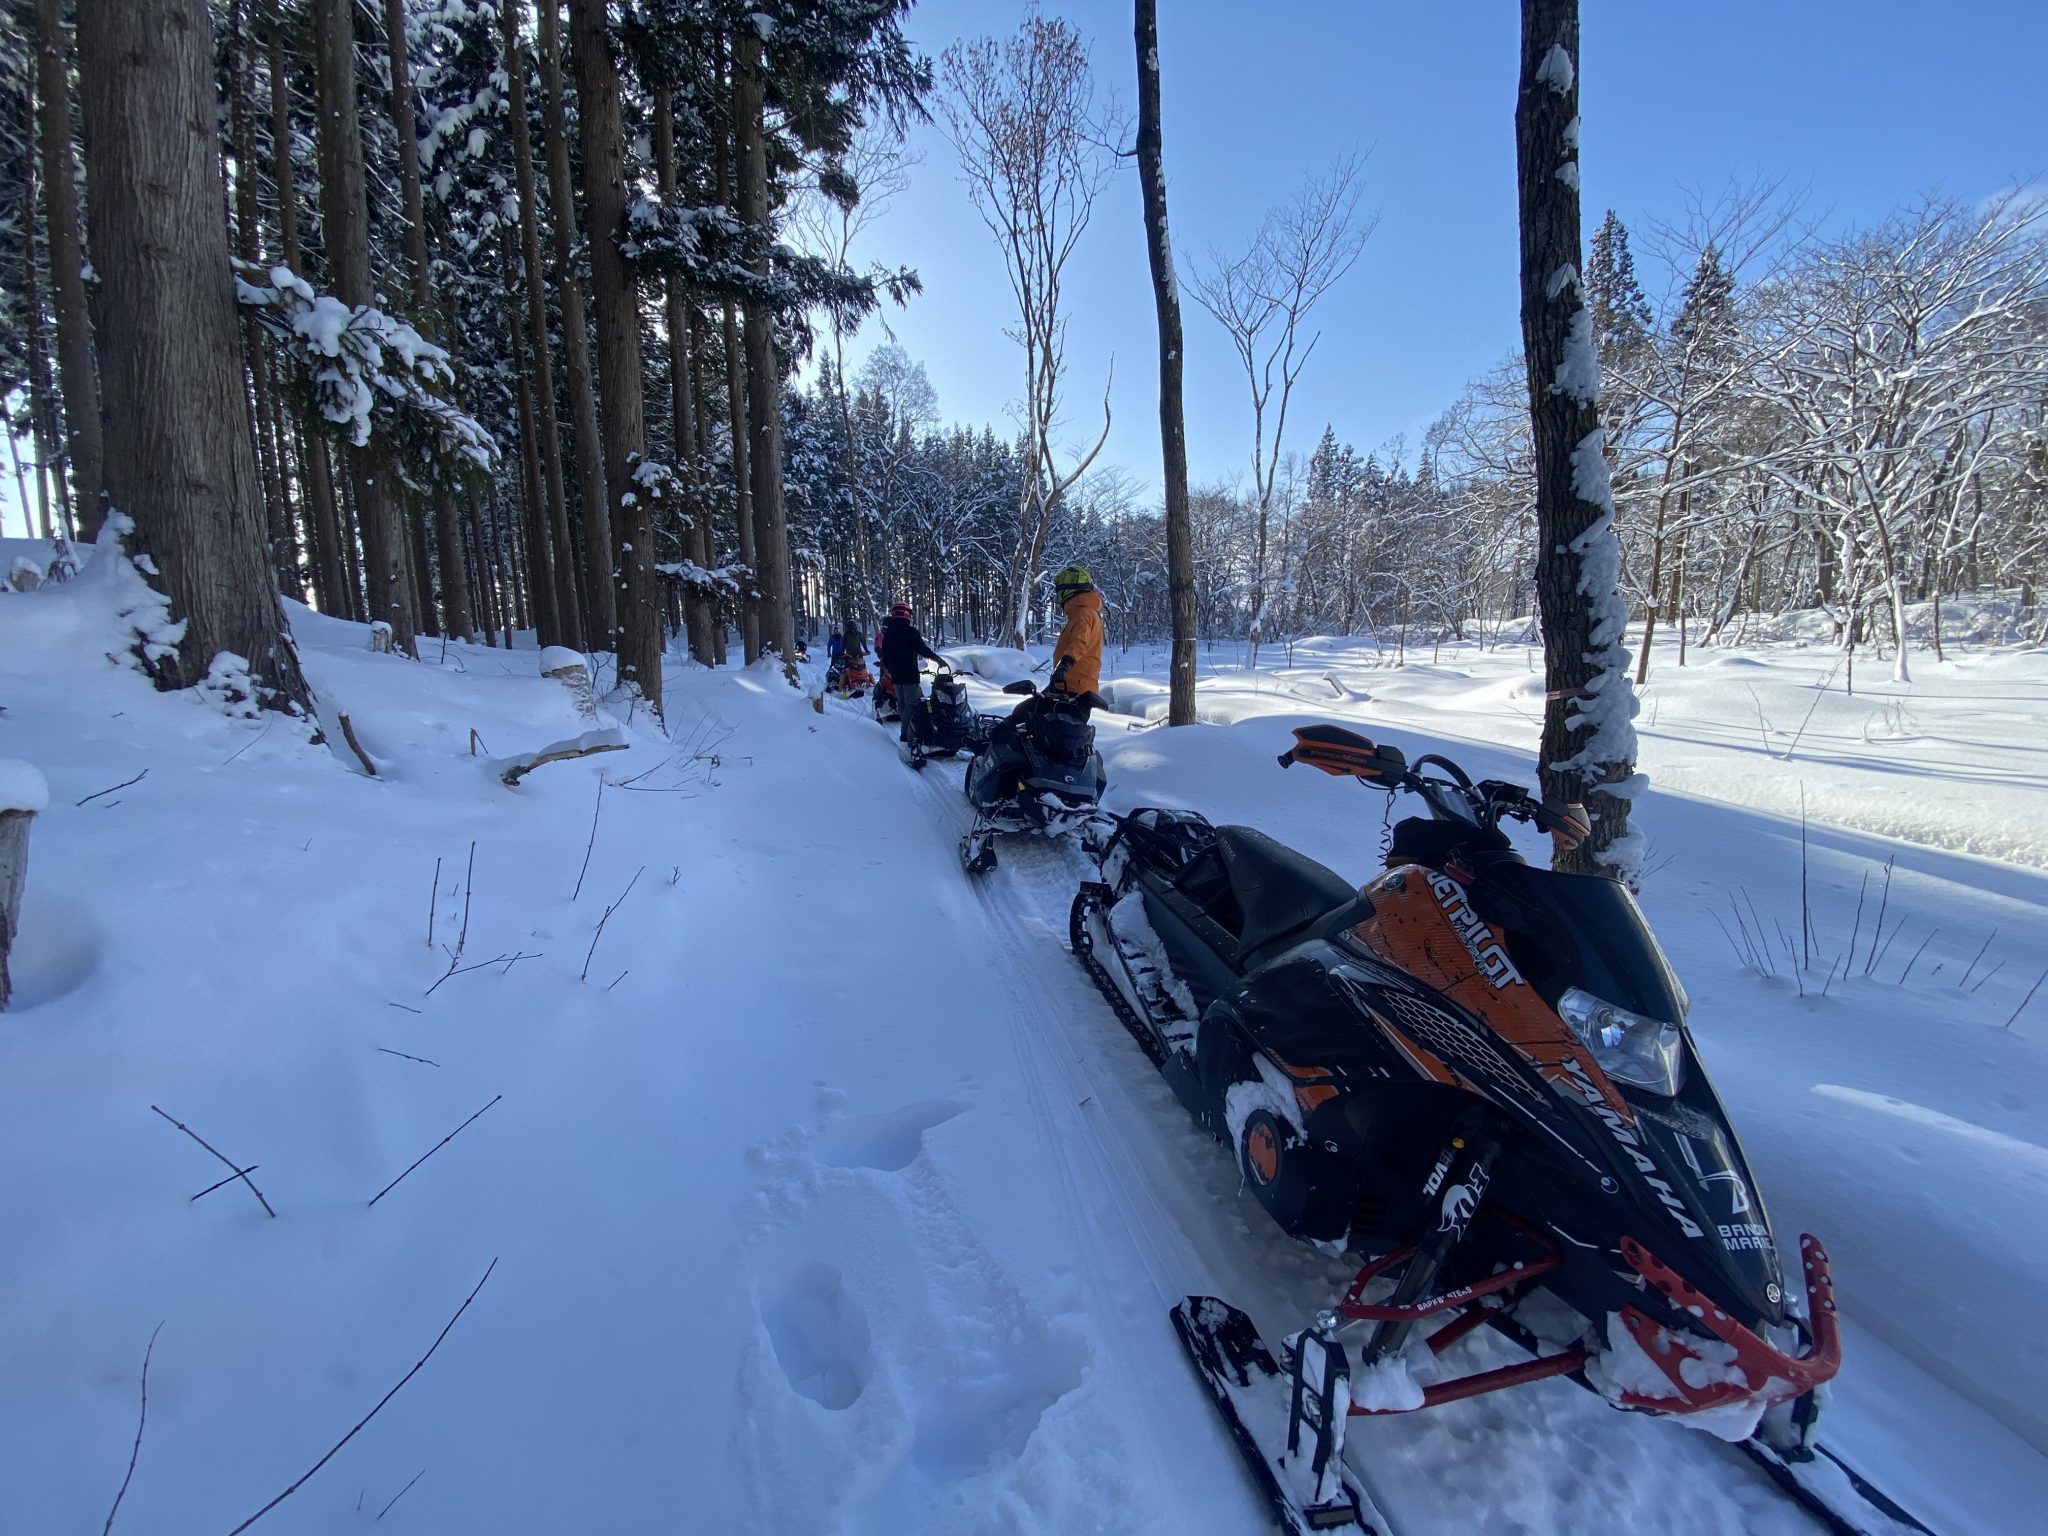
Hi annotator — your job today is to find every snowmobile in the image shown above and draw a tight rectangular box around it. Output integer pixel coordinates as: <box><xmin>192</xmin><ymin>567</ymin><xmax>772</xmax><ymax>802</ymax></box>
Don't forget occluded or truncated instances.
<box><xmin>870</xmin><ymin>669</ymin><xmax>900</xmax><ymax>724</ymax></box>
<box><xmin>1069</xmin><ymin>724</ymin><xmax>1917</xmax><ymax>1536</ymax></box>
<box><xmin>826</xmin><ymin>651</ymin><xmax>873</xmax><ymax>698</ymax></box>
<box><xmin>897</xmin><ymin>664</ymin><xmax>982</xmax><ymax>771</ymax></box>
<box><xmin>958</xmin><ymin>657</ymin><xmax>1108</xmax><ymax>874</ymax></box>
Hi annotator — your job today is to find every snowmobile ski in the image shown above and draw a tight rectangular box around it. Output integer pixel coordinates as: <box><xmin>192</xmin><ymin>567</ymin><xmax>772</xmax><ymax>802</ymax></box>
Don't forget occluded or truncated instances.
<box><xmin>1170</xmin><ymin>1297</ymin><xmax>1384</xmax><ymax>1536</ymax></box>
<box><xmin>1739</xmin><ymin>1434</ymin><xmax>1934</xmax><ymax>1536</ymax></box>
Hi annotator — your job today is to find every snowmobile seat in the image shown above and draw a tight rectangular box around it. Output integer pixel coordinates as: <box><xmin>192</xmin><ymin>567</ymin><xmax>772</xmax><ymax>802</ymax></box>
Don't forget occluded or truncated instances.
<box><xmin>1215</xmin><ymin>825</ymin><xmax>1358</xmax><ymax>958</ymax></box>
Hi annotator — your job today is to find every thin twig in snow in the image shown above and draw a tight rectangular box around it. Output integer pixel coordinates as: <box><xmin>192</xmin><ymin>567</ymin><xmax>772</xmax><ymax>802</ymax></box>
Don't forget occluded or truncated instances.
<box><xmin>368</xmin><ymin>1097</ymin><xmax>503</xmax><ymax>1208</ymax></box>
<box><xmin>376</xmin><ymin>1470</ymin><xmax>428</xmax><ymax>1521</ymax></box>
<box><xmin>2004</xmin><ymin>967</ymin><xmax>2048</xmax><ymax>1030</ymax></box>
<box><xmin>1869</xmin><ymin>911</ymin><xmax>1910</xmax><ymax>976</ymax></box>
<box><xmin>607</xmin><ymin>970</ymin><xmax>628</xmax><ymax>991</ymax></box>
<box><xmin>78</xmin><ymin>769</ymin><xmax>147</xmax><ymax>807</ymax></box>
<box><xmin>427</xmin><ymin>857</ymin><xmax>441</xmax><ymax>949</ymax></box>
<box><xmin>389</xmin><ymin>1002</ymin><xmax>423</xmax><ymax>1015</ymax></box>
<box><xmin>222</xmin><ymin>723</ymin><xmax>272</xmax><ymax>766</ymax></box>
<box><xmin>581</xmin><ymin>868</ymin><xmax>645</xmax><ymax>981</ymax></box>
<box><xmin>425</xmin><ymin>951</ymin><xmax>537</xmax><ymax>997</ymax></box>
<box><xmin>1960</xmin><ymin>927</ymin><xmax>1997</xmax><ymax>990</ymax></box>
<box><xmin>1845</xmin><ymin>871</ymin><xmax>1869</xmax><ymax>977</ymax></box>
<box><xmin>458</xmin><ymin>842</ymin><xmax>476</xmax><ymax>956</ymax></box>
<box><xmin>572</xmin><ymin>777</ymin><xmax>605</xmax><ymax>902</ymax></box>
<box><xmin>1898</xmin><ymin>927</ymin><xmax>1938</xmax><ymax>986</ymax></box>
<box><xmin>376</xmin><ymin>1048</ymin><xmax>442</xmax><ymax>1067</ymax></box>
<box><xmin>99</xmin><ymin>1321</ymin><xmax>162</xmax><ymax>1536</ymax></box>
<box><xmin>1970</xmin><ymin>958</ymin><xmax>2006</xmax><ymax>995</ymax></box>
<box><xmin>150</xmin><ymin>1106</ymin><xmax>274</xmax><ymax>1217</ymax></box>
<box><xmin>191</xmin><ymin>1165</ymin><xmax>260</xmax><ymax>1202</ymax></box>
<box><xmin>221</xmin><ymin>1260</ymin><xmax>496</xmax><ymax>1535</ymax></box>
<box><xmin>1798</xmin><ymin>787</ymin><xmax>1813</xmax><ymax>970</ymax></box>
<box><xmin>1863</xmin><ymin>857</ymin><xmax>1895</xmax><ymax>975</ymax></box>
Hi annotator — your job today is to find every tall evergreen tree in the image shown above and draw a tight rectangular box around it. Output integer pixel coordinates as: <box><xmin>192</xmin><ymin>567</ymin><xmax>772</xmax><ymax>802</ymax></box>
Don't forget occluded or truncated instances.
<box><xmin>75</xmin><ymin>0</ymin><xmax>311</xmax><ymax>712</ymax></box>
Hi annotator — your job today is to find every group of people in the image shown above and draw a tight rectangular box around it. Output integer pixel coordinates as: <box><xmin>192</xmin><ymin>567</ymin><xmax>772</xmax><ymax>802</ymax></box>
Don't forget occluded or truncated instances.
<box><xmin>825</xmin><ymin>567</ymin><xmax>1104</xmax><ymax>746</ymax></box>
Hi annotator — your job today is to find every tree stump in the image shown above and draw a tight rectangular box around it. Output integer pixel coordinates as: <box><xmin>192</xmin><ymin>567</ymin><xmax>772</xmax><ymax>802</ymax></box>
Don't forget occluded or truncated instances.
<box><xmin>1</xmin><ymin>809</ymin><xmax>35</xmax><ymax>1011</ymax></box>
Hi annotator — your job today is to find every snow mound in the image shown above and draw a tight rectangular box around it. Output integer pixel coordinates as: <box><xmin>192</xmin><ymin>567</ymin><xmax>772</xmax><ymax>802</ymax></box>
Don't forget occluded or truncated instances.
<box><xmin>0</xmin><ymin>759</ymin><xmax>49</xmax><ymax>815</ymax></box>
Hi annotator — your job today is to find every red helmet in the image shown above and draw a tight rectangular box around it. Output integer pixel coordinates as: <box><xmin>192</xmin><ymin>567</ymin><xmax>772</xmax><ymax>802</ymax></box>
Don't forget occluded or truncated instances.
<box><xmin>890</xmin><ymin>601</ymin><xmax>912</xmax><ymax>618</ymax></box>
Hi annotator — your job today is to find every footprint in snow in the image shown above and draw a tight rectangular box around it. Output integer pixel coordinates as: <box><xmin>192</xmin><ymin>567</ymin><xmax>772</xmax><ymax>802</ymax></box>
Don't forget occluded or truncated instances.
<box><xmin>811</xmin><ymin>1099</ymin><xmax>966</xmax><ymax>1172</ymax></box>
<box><xmin>759</xmin><ymin>1260</ymin><xmax>874</xmax><ymax>1411</ymax></box>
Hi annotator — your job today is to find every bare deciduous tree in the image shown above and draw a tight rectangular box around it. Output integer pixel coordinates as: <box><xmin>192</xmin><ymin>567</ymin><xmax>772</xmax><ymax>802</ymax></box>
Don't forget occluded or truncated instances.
<box><xmin>1134</xmin><ymin>0</ymin><xmax>1196</xmax><ymax>726</ymax></box>
<box><xmin>939</xmin><ymin>10</ymin><xmax>1119</xmax><ymax>648</ymax></box>
<box><xmin>1190</xmin><ymin>155</ymin><xmax>1374</xmax><ymax>668</ymax></box>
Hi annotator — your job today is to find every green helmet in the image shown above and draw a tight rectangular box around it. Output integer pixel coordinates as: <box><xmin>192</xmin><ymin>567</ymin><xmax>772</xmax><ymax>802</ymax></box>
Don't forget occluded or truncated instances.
<box><xmin>1054</xmin><ymin>565</ymin><xmax>1094</xmax><ymax>602</ymax></box>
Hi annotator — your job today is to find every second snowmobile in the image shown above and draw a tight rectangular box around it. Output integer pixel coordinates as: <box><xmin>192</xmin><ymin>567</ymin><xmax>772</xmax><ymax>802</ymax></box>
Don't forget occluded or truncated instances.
<box><xmin>959</xmin><ymin>656</ymin><xmax>1107</xmax><ymax>874</ymax></box>
<box><xmin>1069</xmin><ymin>724</ymin><xmax>1909</xmax><ymax>1536</ymax></box>
<box><xmin>895</xmin><ymin>664</ymin><xmax>983</xmax><ymax>769</ymax></box>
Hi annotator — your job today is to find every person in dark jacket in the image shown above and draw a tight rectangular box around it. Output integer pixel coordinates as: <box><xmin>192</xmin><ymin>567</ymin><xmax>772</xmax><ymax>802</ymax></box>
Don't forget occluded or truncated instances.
<box><xmin>878</xmin><ymin>601</ymin><xmax>945</xmax><ymax>744</ymax></box>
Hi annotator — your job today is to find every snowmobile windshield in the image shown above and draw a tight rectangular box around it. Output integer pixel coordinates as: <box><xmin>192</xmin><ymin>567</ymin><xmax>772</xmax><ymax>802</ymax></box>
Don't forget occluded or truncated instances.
<box><xmin>1468</xmin><ymin>863</ymin><xmax>1687</xmax><ymax>1025</ymax></box>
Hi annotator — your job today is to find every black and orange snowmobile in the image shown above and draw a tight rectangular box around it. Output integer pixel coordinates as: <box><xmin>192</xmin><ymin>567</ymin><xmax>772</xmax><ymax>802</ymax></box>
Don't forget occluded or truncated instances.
<box><xmin>1069</xmin><ymin>724</ymin><xmax>1922</xmax><ymax>1536</ymax></box>
<box><xmin>828</xmin><ymin>652</ymin><xmax>873</xmax><ymax>698</ymax></box>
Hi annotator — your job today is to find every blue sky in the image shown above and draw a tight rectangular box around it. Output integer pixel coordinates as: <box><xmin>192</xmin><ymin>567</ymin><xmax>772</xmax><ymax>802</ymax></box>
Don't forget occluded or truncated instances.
<box><xmin>831</xmin><ymin>0</ymin><xmax>2048</xmax><ymax>497</ymax></box>
<box><xmin>6</xmin><ymin>1</ymin><xmax>2041</xmax><ymax>539</ymax></box>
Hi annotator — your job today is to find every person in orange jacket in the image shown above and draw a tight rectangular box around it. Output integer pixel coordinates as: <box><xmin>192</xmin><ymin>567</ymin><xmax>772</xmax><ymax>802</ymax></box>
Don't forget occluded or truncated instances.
<box><xmin>1050</xmin><ymin>565</ymin><xmax>1103</xmax><ymax>697</ymax></box>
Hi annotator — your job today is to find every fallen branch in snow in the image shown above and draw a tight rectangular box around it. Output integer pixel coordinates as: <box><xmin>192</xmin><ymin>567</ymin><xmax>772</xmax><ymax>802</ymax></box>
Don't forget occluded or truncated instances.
<box><xmin>221</xmin><ymin>1259</ymin><xmax>497</xmax><ymax>1535</ymax></box>
<box><xmin>376</xmin><ymin>1048</ymin><xmax>441</xmax><ymax>1067</ymax></box>
<box><xmin>572</xmin><ymin>778</ymin><xmax>605</xmax><ymax>902</ymax></box>
<box><xmin>99</xmin><ymin>1320</ymin><xmax>162</xmax><ymax>1536</ymax></box>
<box><xmin>190</xmin><ymin>1164</ymin><xmax>261</xmax><ymax>1202</ymax></box>
<box><xmin>424</xmin><ymin>951</ymin><xmax>538</xmax><ymax>997</ymax></box>
<box><xmin>77</xmin><ymin>769</ymin><xmax>147</xmax><ymax>807</ymax></box>
<box><xmin>150</xmin><ymin>1105</ymin><xmax>275</xmax><ymax>1218</ymax></box>
<box><xmin>336</xmin><ymin>714</ymin><xmax>378</xmax><ymax>777</ymax></box>
<box><xmin>497</xmin><ymin>729</ymin><xmax>628</xmax><ymax>788</ymax></box>
<box><xmin>368</xmin><ymin>1096</ymin><xmax>503</xmax><ymax>1208</ymax></box>
<box><xmin>581</xmin><ymin>868</ymin><xmax>644</xmax><ymax>982</ymax></box>
<box><xmin>376</xmin><ymin>1470</ymin><xmax>427</xmax><ymax>1521</ymax></box>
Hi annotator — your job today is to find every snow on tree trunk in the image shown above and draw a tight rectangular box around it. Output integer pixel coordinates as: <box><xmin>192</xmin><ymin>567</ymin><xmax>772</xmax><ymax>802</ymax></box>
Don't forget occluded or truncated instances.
<box><xmin>75</xmin><ymin>0</ymin><xmax>312</xmax><ymax>715</ymax></box>
<box><xmin>1515</xmin><ymin>0</ymin><xmax>1643</xmax><ymax>880</ymax></box>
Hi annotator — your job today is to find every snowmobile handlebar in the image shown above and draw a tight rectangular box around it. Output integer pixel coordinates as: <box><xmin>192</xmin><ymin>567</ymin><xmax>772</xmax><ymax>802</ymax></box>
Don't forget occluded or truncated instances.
<box><xmin>1279</xmin><ymin>724</ymin><xmax>1589</xmax><ymax>851</ymax></box>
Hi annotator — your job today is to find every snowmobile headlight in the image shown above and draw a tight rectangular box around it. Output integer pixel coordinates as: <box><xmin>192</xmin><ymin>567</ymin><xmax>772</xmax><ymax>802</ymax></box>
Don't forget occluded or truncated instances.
<box><xmin>1557</xmin><ymin>987</ymin><xmax>1686</xmax><ymax>1096</ymax></box>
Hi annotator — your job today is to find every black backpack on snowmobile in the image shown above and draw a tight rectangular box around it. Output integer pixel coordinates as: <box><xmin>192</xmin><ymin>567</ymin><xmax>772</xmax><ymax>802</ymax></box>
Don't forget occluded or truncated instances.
<box><xmin>959</xmin><ymin>656</ymin><xmax>1107</xmax><ymax>873</ymax></box>
<box><xmin>1067</xmin><ymin>725</ymin><xmax>1896</xmax><ymax>1536</ymax></box>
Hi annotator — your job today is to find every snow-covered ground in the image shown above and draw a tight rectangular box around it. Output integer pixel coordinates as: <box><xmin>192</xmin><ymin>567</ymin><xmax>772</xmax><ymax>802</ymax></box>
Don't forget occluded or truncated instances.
<box><xmin>4</xmin><ymin>559</ymin><xmax>2045</xmax><ymax>1534</ymax></box>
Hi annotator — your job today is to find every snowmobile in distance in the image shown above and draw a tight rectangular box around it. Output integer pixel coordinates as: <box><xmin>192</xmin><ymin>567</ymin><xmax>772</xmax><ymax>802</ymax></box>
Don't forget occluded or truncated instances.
<box><xmin>896</xmin><ymin>664</ymin><xmax>982</xmax><ymax>771</ymax></box>
<box><xmin>959</xmin><ymin>656</ymin><xmax>1107</xmax><ymax>874</ymax></box>
<box><xmin>1070</xmin><ymin>725</ymin><xmax>1915</xmax><ymax>1536</ymax></box>
<box><xmin>826</xmin><ymin>651</ymin><xmax>873</xmax><ymax>698</ymax></box>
